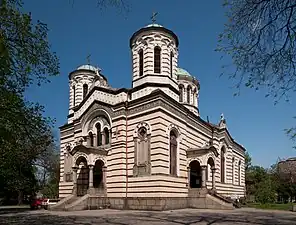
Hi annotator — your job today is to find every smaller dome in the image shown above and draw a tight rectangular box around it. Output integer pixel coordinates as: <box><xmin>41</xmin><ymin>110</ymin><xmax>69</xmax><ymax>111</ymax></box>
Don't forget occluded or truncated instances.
<box><xmin>77</xmin><ymin>64</ymin><xmax>101</xmax><ymax>72</ymax></box>
<box><xmin>176</xmin><ymin>68</ymin><xmax>191</xmax><ymax>76</ymax></box>
<box><xmin>146</xmin><ymin>23</ymin><xmax>163</xmax><ymax>28</ymax></box>
<box><xmin>177</xmin><ymin>67</ymin><xmax>200</xmax><ymax>89</ymax></box>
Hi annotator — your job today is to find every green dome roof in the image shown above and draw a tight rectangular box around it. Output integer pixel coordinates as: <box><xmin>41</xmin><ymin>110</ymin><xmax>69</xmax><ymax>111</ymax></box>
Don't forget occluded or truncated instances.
<box><xmin>177</xmin><ymin>67</ymin><xmax>200</xmax><ymax>89</ymax></box>
<box><xmin>176</xmin><ymin>67</ymin><xmax>191</xmax><ymax>76</ymax></box>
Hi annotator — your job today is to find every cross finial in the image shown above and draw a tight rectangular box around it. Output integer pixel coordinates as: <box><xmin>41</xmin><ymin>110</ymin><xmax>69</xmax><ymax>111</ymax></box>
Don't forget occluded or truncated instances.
<box><xmin>220</xmin><ymin>113</ymin><xmax>224</xmax><ymax>121</ymax></box>
<box><xmin>86</xmin><ymin>54</ymin><xmax>91</xmax><ymax>65</ymax></box>
<box><xmin>151</xmin><ymin>12</ymin><xmax>158</xmax><ymax>24</ymax></box>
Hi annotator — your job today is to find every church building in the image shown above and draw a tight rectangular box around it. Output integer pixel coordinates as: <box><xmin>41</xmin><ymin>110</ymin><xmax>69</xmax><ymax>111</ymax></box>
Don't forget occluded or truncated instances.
<box><xmin>57</xmin><ymin>21</ymin><xmax>246</xmax><ymax>211</ymax></box>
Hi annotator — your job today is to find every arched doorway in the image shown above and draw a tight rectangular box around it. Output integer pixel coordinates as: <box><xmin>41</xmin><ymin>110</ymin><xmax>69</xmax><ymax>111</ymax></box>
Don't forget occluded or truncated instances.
<box><xmin>189</xmin><ymin>160</ymin><xmax>202</xmax><ymax>188</ymax></box>
<box><xmin>94</xmin><ymin>160</ymin><xmax>104</xmax><ymax>189</ymax></box>
<box><xmin>76</xmin><ymin>156</ymin><xmax>89</xmax><ymax>196</ymax></box>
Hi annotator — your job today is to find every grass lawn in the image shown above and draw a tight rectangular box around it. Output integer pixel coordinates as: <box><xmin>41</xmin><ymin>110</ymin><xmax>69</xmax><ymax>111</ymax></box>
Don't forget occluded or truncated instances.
<box><xmin>246</xmin><ymin>203</ymin><xmax>295</xmax><ymax>211</ymax></box>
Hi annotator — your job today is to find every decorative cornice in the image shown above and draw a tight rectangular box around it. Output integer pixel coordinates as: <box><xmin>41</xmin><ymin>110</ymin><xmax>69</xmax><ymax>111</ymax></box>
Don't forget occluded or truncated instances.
<box><xmin>130</xmin><ymin>26</ymin><xmax>179</xmax><ymax>48</ymax></box>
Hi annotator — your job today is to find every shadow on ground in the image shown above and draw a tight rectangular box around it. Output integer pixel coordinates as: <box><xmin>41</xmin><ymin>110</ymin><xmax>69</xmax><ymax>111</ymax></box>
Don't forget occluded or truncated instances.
<box><xmin>0</xmin><ymin>206</ymin><xmax>30</xmax><ymax>215</ymax></box>
<box><xmin>0</xmin><ymin>209</ymin><xmax>296</xmax><ymax>225</ymax></box>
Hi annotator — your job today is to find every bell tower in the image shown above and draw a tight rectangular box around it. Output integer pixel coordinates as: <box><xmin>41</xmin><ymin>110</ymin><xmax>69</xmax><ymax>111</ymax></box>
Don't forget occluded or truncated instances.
<box><xmin>129</xmin><ymin>15</ymin><xmax>179</xmax><ymax>101</ymax></box>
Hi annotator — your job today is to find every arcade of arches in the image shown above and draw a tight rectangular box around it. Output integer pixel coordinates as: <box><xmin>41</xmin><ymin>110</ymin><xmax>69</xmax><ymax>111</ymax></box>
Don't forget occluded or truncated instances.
<box><xmin>188</xmin><ymin>157</ymin><xmax>216</xmax><ymax>190</ymax></box>
<box><xmin>73</xmin><ymin>156</ymin><xmax>106</xmax><ymax>196</ymax></box>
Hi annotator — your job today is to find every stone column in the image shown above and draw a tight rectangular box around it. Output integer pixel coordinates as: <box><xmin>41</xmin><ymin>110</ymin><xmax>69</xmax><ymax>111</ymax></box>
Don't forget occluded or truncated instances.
<box><xmin>211</xmin><ymin>167</ymin><xmax>216</xmax><ymax>190</ymax></box>
<box><xmin>187</xmin><ymin>166</ymin><xmax>190</xmax><ymax>188</ymax></box>
<box><xmin>109</xmin><ymin>129</ymin><xmax>112</xmax><ymax>144</ymax></box>
<box><xmin>102</xmin><ymin>166</ymin><xmax>107</xmax><ymax>195</ymax></box>
<box><xmin>88</xmin><ymin>165</ymin><xmax>95</xmax><ymax>195</ymax></box>
<box><xmin>93</xmin><ymin>136</ymin><xmax>97</xmax><ymax>147</ymax></box>
<box><xmin>102</xmin><ymin>132</ymin><xmax>105</xmax><ymax>145</ymax></box>
<box><xmin>72</xmin><ymin>166</ymin><xmax>78</xmax><ymax>195</ymax></box>
<box><xmin>201</xmin><ymin>165</ymin><xmax>207</xmax><ymax>188</ymax></box>
<box><xmin>89</xmin><ymin>165</ymin><xmax>94</xmax><ymax>188</ymax></box>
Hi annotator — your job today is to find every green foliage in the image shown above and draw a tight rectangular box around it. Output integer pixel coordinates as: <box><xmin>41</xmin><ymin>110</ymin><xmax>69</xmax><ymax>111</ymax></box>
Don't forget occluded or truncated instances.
<box><xmin>0</xmin><ymin>0</ymin><xmax>59</xmax><ymax>93</ymax></box>
<box><xmin>218</xmin><ymin>0</ymin><xmax>296</xmax><ymax>144</ymax></box>
<box><xmin>0</xmin><ymin>0</ymin><xmax>59</xmax><ymax>203</ymax></box>
<box><xmin>245</xmin><ymin>151</ymin><xmax>252</xmax><ymax>171</ymax></box>
<box><xmin>245</xmin><ymin>154</ymin><xmax>296</xmax><ymax>205</ymax></box>
<box><xmin>247</xmin><ymin>203</ymin><xmax>295</xmax><ymax>211</ymax></box>
<box><xmin>35</xmin><ymin>143</ymin><xmax>60</xmax><ymax>198</ymax></box>
<box><xmin>255</xmin><ymin>176</ymin><xmax>277</xmax><ymax>204</ymax></box>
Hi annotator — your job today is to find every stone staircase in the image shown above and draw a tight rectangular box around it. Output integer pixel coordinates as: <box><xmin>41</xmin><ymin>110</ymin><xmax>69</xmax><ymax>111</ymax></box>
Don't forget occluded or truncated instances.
<box><xmin>50</xmin><ymin>194</ymin><xmax>79</xmax><ymax>211</ymax></box>
<box><xmin>188</xmin><ymin>188</ymin><xmax>235</xmax><ymax>210</ymax></box>
<box><xmin>208</xmin><ymin>190</ymin><xmax>241</xmax><ymax>208</ymax></box>
<box><xmin>50</xmin><ymin>194</ymin><xmax>110</xmax><ymax>211</ymax></box>
<box><xmin>51</xmin><ymin>189</ymin><xmax>237</xmax><ymax>211</ymax></box>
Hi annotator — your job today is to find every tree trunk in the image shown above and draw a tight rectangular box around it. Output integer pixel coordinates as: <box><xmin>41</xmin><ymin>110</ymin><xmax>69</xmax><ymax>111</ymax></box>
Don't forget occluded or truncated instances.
<box><xmin>17</xmin><ymin>190</ymin><xmax>22</xmax><ymax>205</ymax></box>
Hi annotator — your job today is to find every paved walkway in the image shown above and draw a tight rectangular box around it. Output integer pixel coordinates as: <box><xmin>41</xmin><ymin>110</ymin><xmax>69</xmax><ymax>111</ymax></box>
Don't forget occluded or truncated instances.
<box><xmin>0</xmin><ymin>208</ymin><xmax>296</xmax><ymax>224</ymax></box>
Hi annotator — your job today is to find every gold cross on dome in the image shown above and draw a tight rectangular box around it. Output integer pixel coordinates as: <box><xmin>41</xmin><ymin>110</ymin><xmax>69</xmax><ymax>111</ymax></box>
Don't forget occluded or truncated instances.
<box><xmin>151</xmin><ymin>12</ymin><xmax>158</xmax><ymax>24</ymax></box>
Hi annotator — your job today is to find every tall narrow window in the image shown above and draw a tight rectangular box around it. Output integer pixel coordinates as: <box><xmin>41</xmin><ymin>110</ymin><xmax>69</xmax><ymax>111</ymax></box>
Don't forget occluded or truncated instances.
<box><xmin>83</xmin><ymin>84</ymin><xmax>88</xmax><ymax>99</ymax></box>
<box><xmin>232</xmin><ymin>157</ymin><xmax>235</xmax><ymax>184</ymax></box>
<box><xmin>238</xmin><ymin>160</ymin><xmax>241</xmax><ymax>186</ymax></box>
<box><xmin>104</xmin><ymin>127</ymin><xmax>109</xmax><ymax>145</ymax></box>
<box><xmin>221</xmin><ymin>148</ymin><xmax>225</xmax><ymax>183</ymax></box>
<box><xmin>154</xmin><ymin>46</ymin><xmax>161</xmax><ymax>73</ymax></box>
<box><xmin>96</xmin><ymin>123</ymin><xmax>102</xmax><ymax>146</ymax></box>
<box><xmin>187</xmin><ymin>86</ymin><xmax>191</xmax><ymax>104</ymax></box>
<box><xmin>134</xmin><ymin>125</ymin><xmax>151</xmax><ymax>177</ymax></box>
<box><xmin>73</xmin><ymin>86</ymin><xmax>76</xmax><ymax>107</ymax></box>
<box><xmin>89</xmin><ymin>132</ymin><xmax>94</xmax><ymax>147</ymax></box>
<box><xmin>139</xmin><ymin>49</ymin><xmax>144</xmax><ymax>76</ymax></box>
<box><xmin>192</xmin><ymin>88</ymin><xmax>197</xmax><ymax>106</ymax></box>
<box><xmin>170</xmin><ymin>52</ymin><xmax>174</xmax><ymax>77</ymax></box>
<box><xmin>169</xmin><ymin>130</ymin><xmax>177</xmax><ymax>176</ymax></box>
<box><xmin>138</xmin><ymin>127</ymin><xmax>148</xmax><ymax>165</ymax></box>
<box><xmin>179</xmin><ymin>85</ymin><xmax>183</xmax><ymax>102</ymax></box>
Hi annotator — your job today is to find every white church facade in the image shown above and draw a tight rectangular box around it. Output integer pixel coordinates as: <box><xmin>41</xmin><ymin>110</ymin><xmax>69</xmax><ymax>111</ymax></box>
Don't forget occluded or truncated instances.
<box><xmin>57</xmin><ymin>22</ymin><xmax>246</xmax><ymax>210</ymax></box>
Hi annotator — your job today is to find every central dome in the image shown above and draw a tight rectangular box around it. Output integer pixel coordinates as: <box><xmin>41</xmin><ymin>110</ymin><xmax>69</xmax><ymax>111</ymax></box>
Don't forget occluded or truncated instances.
<box><xmin>145</xmin><ymin>23</ymin><xmax>163</xmax><ymax>28</ymax></box>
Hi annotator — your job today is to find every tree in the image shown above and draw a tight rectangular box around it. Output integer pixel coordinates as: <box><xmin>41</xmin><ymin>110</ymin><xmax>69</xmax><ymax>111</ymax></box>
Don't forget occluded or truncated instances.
<box><xmin>255</xmin><ymin>175</ymin><xmax>277</xmax><ymax>204</ymax></box>
<box><xmin>0</xmin><ymin>0</ymin><xmax>59</xmax><ymax>203</ymax></box>
<box><xmin>245</xmin><ymin>151</ymin><xmax>252</xmax><ymax>171</ymax></box>
<box><xmin>35</xmin><ymin>143</ymin><xmax>60</xmax><ymax>198</ymax></box>
<box><xmin>1</xmin><ymin>0</ymin><xmax>59</xmax><ymax>93</ymax></box>
<box><xmin>217</xmin><ymin>0</ymin><xmax>296</xmax><ymax>142</ymax></box>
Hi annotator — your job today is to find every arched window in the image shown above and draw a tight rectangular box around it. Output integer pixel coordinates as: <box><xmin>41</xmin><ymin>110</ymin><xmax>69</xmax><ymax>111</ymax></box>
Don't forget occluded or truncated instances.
<box><xmin>104</xmin><ymin>127</ymin><xmax>109</xmax><ymax>144</ymax></box>
<box><xmin>154</xmin><ymin>46</ymin><xmax>161</xmax><ymax>73</ymax></box>
<box><xmin>83</xmin><ymin>84</ymin><xmax>88</xmax><ymax>99</ymax></box>
<box><xmin>238</xmin><ymin>160</ymin><xmax>241</xmax><ymax>186</ymax></box>
<box><xmin>187</xmin><ymin>86</ymin><xmax>191</xmax><ymax>104</ymax></box>
<box><xmin>96</xmin><ymin>123</ymin><xmax>102</xmax><ymax>146</ymax></box>
<box><xmin>139</xmin><ymin>49</ymin><xmax>144</xmax><ymax>76</ymax></box>
<box><xmin>179</xmin><ymin>85</ymin><xmax>183</xmax><ymax>102</ymax></box>
<box><xmin>221</xmin><ymin>148</ymin><xmax>225</xmax><ymax>183</ymax></box>
<box><xmin>169</xmin><ymin>130</ymin><xmax>177</xmax><ymax>176</ymax></box>
<box><xmin>192</xmin><ymin>88</ymin><xmax>197</xmax><ymax>106</ymax></box>
<box><xmin>89</xmin><ymin>132</ymin><xmax>94</xmax><ymax>147</ymax></box>
<box><xmin>207</xmin><ymin>157</ymin><xmax>215</xmax><ymax>181</ymax></box>
<box><xmin>138</xmin><ymin>127</ymin><xmax>148</xmax><ymax>165</ymax></box>
<box><xmin>170</xmin><ymin>51</ymin><xmax>174</xmax><ymax>77</ymax></box>
<box><xmin>73</xmin><ymin>85</ymin><xmax>76</xmax><ymax>106</ymax></box>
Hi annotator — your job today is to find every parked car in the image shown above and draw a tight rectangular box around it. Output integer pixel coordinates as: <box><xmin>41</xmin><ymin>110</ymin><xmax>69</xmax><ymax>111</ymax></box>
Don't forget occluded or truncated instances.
<box><xmin>30</xmin><ymin>198</ymin><xmax>43</xmax><ymax>210</ymax></box>
<box><xmin>42</xmin><ymin>199</ymin><xmax>59</xmax><ymax>210</ymax></box>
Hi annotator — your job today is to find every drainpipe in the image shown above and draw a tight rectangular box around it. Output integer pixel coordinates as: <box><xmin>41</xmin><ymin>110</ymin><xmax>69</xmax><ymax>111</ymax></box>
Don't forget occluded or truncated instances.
<box><xmin>125</xmin><ymin>94</ymin><xmax>129</xmax><ymax>208</ymax></box>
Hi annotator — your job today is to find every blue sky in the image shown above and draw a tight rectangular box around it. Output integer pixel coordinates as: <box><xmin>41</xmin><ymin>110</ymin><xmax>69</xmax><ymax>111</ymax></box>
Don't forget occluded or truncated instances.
<box><xmin>23</xmin><ymin>0</ymin><xmax>296</xmax><ymax>168</ymax></box>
